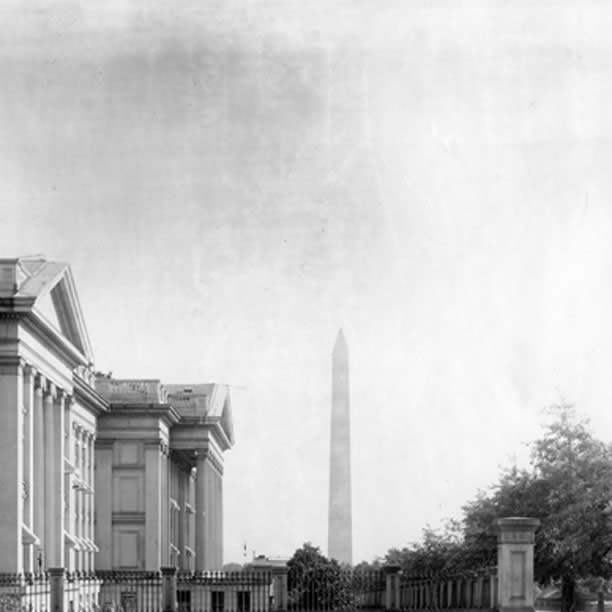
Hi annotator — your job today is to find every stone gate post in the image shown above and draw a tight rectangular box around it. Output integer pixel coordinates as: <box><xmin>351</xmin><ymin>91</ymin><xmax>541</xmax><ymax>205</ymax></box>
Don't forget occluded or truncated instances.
<box><xmin>161</xmin><ymin>566</ymin><xmax>178</xmax><ymax>612</ymax></box>
<box><xmin>495</xmin><ymin>517</ymin><xmax>540</xmax><ymax>612</ymax></box>
<box><xmin>271</xmin><ymin>566</ymin><xmax>289</xmax><ymax>611</ymax></box>
<box><xmin>383</xmin><ymin>564</ymin><xmax>401</xmax><ymax>611</ymax></box>
<box><xmin>48</xmin><ymin>567</ymin><xmax>65</xmax><ymax>612</ymax></box>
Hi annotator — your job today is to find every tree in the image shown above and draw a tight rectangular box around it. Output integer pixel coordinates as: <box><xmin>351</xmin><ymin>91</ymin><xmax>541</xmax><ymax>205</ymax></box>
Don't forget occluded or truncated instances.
<box><xmin>462</xmin><ymin>405</ymin><xmax>612</xmax><ymax>612</ymax></box>
<box><xmin>287</xmin><ymin>543</ymin><xmax>354</xmax><ymax>611</ymax></box>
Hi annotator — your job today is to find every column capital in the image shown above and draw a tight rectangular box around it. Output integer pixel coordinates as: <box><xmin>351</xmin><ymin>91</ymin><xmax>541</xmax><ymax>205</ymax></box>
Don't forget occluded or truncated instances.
<box><xmin>35</xmin><ymin>372</ymin><xmax>46</xmax><ymax>390</ymax></box>
<box><xmin>46</xmin><ymin>381</ymin><xmax>57</xmax><ymax>398</ymax></box>
<box><xmin>23</xmin><ymin>364</ymin><xmax>36</xmax><ymax>379</ymax></box>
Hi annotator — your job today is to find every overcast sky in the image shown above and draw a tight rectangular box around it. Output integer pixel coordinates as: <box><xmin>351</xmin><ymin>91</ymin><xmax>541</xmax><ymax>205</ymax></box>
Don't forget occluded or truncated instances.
<box><xmin>3</xmin><ymin>0</ymin><xmax>612</xmax><ymax>565</ymax></box>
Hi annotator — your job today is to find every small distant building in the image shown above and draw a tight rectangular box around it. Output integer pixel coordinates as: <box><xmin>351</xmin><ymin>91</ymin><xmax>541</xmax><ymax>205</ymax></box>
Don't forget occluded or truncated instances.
<box><xmin>0</xmin><ymin>257</ymin><xmax>235</xmax><ymax>573</ymax></box>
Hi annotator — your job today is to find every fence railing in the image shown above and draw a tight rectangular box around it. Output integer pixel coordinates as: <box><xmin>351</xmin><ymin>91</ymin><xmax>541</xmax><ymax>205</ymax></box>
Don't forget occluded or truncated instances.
<box><xmin>0</xmin><ymin>572</ymin><xmax>49</xmax><ymax>612</ymax></box>
<box><xmin>399</xmin><ymin>568</ymin><xmax>498</xmax><ymax>611</ymax></box>
<box><xmin>177</xmin><ymin>571</ymin><xmax>273</xmax><ymax>612</ymax></box>
<box><xmin>92</xmin><ymin>570</ymin><xmax>162</xmax><ymax>612</ymax></box>
<box><xmin>2</xmin><ymin>516</ymin><xmax>538</xmax><ymax>612</ymax></box>
<box><xmin>287</xmin><ymin>569</ymin><xmax>385</xmax><ymax>612</ymax></box>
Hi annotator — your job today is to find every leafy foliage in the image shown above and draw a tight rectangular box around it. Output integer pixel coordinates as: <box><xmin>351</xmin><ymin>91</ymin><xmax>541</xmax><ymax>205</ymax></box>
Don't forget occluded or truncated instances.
<box><xmin>383</xmin><ymin>405</ymin><xmax>612</xmax><ymax>611</ymax></box>
<box><xmin>287</xmin><ymin>543</ymin><xmax>355</xmax><ymax>611</ymax></box>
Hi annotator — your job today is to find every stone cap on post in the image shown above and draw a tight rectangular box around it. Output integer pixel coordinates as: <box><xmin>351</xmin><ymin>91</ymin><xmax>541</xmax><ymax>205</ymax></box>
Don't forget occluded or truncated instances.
<box><xmin>495</xmin><ymin>517</ymin><xmax>540</xmax><ymax>543</ymax></box>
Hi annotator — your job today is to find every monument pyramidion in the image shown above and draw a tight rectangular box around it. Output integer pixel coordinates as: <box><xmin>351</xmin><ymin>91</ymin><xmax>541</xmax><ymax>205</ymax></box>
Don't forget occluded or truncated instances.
<box><xmin>328</xmin><ymin>328</ymin><xmax>353</xmax><ymax>565</ymax></box>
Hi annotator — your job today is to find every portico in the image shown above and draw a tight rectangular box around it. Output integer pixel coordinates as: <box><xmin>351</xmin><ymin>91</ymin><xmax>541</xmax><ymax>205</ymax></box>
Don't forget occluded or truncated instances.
<box><xmin>0</xmin><ymin>257</ymin><xmax>105</xmax><ymax>573</ymax></box>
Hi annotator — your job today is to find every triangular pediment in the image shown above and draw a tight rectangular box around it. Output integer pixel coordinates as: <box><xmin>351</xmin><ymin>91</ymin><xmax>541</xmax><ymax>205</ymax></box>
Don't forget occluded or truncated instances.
<box><xmin>17</xmin><ymin>261</ymin><xmax>94</xmax><ymax>364</ymax></box>
<box><xmin>35</xmin><ymin>290</ymin><xmax>64</xmax><ymax>334</ymax></box>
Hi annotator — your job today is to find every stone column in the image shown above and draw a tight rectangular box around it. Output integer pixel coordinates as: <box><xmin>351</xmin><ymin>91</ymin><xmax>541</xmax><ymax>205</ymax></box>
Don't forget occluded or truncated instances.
<box><xmin>33</xmin><ymin>374</ymin><xmax>45</xmax><ymax>563</ymax></box>
<box><xmin>145</xmin><ymin>441</ymin><xmax>163</xmax><ymax>570</ymax></box>
<box><xmin>177</xmin><ymin>469</ymin><xmax>186</xmax><ymax>569</ymax></box>
<box><xmin>43</xmin><ymin>382</ymin><xmax>56</xmax><ymax>566</ymax></box>
<box><xmin>0</xmin><ymin>359</ymin><xmax>25</xmax><ymax>572</ymax></box>
<box><xmin>74</xmin><ymin>426</ymin><xmax>82</xmax><ymax>571</ymax></box>
<box><xmin>94</xmin><ymin>439</ymin><xmax>113</xmax><ymax>569</ymax></box>
<box><xmin>66</xmin><ymin>419</ymin><xmax>76</xmax><ymax>573</ymax></box>
<box><xmin>22</xmin><ymin>365</ymin><xmax>35</xmax><ymax>571</ymax></box>
<box><xmin>161</xmin><ymin>443</ymin><xmax>169</xmax><ymax>566</ymax></box>
<box><xmin>194</xmin><ymin>450</ymin><xmax>208</xmax><ymax>571</ymax></box>
<box><xmin>50</xmin><ymin>388</ymin><xmax>66</xmax><ymax>568</ymax></box>
<box><xmin>87</xmin><ymin>432</ymin><xmax>95</xmax><ymax>570</ymax></box>
<box><xmin>495</xmin><ymin>517</ymin><xmax>540</xmax><ymax>612</ymax></box>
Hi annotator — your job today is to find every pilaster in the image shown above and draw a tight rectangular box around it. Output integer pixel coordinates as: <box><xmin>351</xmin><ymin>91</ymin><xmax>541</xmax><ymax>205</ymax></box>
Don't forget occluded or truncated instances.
<box><xmin>0</xmin><ymin>358</ymin><xmax>25</xmax><ymax>572</ymax></box>
<box><xmin>145</xmin><ymin>440</ymin><xmax>163</xmax><ymax>570</ymax></box>
<box><xmin>94</xmin><ymin>439</ymin><xmax>113</xmax><ymax>569</ymax></box>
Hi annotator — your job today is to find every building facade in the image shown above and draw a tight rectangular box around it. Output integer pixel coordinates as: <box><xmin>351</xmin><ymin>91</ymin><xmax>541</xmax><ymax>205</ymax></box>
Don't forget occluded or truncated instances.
<box><xmin>94</xmin><ymin>378</ymin><xmax>233</xmax><ymax>571</ymax></box>
<box><xmin>0</xmin><ymin>257</ymin><xmax>233</xmax><ymax>573</ymax></box>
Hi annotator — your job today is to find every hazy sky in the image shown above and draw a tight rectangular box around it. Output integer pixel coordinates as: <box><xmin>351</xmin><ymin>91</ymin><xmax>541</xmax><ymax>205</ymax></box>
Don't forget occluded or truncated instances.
<box><xmin>3</xmin><ymin>0</ymin><xmax>612</xmax><ymax>565</ymax></box>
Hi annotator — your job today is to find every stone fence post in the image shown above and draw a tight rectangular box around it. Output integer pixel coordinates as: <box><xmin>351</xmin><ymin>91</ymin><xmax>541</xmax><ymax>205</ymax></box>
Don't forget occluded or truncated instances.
<box><xmin>161</xmin><ymin>566</ymin><xmax>178</xmax><ymax>612</ymax></box>
<box><xmin>271</xmin><ymin>566</ymin><xmax>289</xmax><ymax>612</ymax></box>
<box><xmin>383</xmin><ymin>564</ymin><xmax>401</xmax><ymax>611</ymax></box>
<box><xmin>495</xmin><ymin>517</ymin><xmax>540</xmax><ymax>612</ymax></box>
<box><xmin>48</xmin><ymin>567</ymin><xmax>65</xmax><ymax>612</ymax></box>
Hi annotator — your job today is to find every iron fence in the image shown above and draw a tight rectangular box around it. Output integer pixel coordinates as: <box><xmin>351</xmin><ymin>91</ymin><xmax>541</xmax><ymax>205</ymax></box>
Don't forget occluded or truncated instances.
<box><xmin>287</xmin><ymin>569</ymin><xmax>385</xmax><ymax>612</ymax></box>
<box><xmin>0</xmin><ymin>572</ymin><xmax>49</xmax><ymax>612</ymax></box>
<box><xmin>176</xmin><ymin>571</ymin><xmax>273</xmax><ymax>612</ymax></box>
<box><xmin>399</xmin><ymin>567</ymin><xmax>498</xmax><ymax>611</ymax></box>
<box><xmin>93</xmin><ymin>571</ymin><xmax>162</xmax><ymax>612</ymax></box>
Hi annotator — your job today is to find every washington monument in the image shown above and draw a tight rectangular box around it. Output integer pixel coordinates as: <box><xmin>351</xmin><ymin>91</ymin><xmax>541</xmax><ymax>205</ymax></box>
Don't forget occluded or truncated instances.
<box><xmin>328</xmin><ymin>328</ymin><xmax>353</xmax><ymax>565</ymax></box>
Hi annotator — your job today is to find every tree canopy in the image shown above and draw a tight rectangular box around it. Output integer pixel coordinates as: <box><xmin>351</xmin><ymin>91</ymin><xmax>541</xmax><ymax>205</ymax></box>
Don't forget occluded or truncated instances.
<box><xmin>384</xmin><ymin>405</ymin><xmax>612</xmax><ymax>611</ymax></box>
<box><xmin>287</xmin><ymin>543</ymin><xmax>354</xmax><ymax>611</ymax></box>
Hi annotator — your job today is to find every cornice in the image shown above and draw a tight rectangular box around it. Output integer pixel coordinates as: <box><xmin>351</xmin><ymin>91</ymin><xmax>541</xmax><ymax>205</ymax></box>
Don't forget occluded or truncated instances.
<box><xmin>194</xmin><ymin>448</ymin><xmax>224</xmax><ymax>476</ymax></box>
<box><xmin>174</xmin><ymin>417</ymin><xmax>233</xmax><ymax>452</ymax></box>
<box><xmin>0</xmin><ymin>296</ymin><xmax>36</xmax><ymax>313</ymax></box>
<box><xmin>106</xmin><ymin>403</ymin><xmax>181</xmax><ymax>426</ymax></box>
<box><xmin>73</xmin><ymin>374</ymin><xmax>109</xmax><ymax>416</ymax></box>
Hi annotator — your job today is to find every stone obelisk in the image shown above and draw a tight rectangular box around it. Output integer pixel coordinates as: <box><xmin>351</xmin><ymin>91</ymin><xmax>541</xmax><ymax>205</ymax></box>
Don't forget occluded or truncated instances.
<box><xmin>328</xmin><ymin>329</ymin><xmax>353</xmax><ymax>565</ymax></box>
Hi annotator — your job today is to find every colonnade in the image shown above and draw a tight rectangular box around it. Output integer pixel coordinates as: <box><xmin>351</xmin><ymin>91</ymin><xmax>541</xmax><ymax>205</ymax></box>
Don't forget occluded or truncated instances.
<box><xmin>142</xmin><ymin>443</ymin><xmax>224</xmax><ymax>571</ymax></box>
<box><xmin>0</xmin><ymin>357</ymin><xmax>96</xmax><ymax>572</ymax></box>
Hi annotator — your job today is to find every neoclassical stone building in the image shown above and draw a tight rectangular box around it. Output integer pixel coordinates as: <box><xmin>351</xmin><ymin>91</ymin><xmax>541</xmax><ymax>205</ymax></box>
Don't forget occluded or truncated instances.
<box><xmin>94</xmin><ymin>378</ymin><xmax>233</xmax><ymax>571</ymax></box>
<box><xmin>0</xmin><ymin>257</ymin><xmax>234</xmax><ymax>573</ymax></box>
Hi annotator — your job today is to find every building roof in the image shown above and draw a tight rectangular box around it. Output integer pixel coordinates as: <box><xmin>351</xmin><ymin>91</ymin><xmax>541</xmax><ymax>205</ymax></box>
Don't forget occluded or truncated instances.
<box><xmin>95</xmin><ymin>376</ymin><xmax>235</xmax><ymax>447</ymax></box>
<box><xmin>0</xmin><ymin>257</ymin><xmax>95</xmax><ymax>365</ymax></box>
